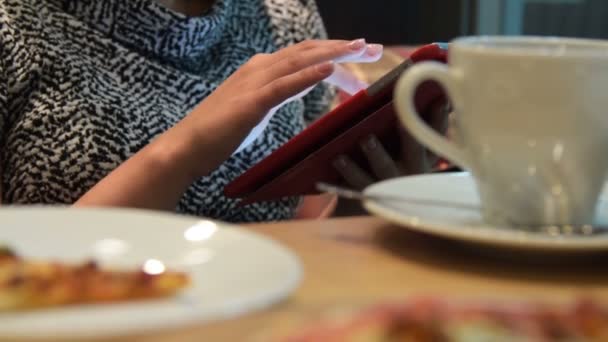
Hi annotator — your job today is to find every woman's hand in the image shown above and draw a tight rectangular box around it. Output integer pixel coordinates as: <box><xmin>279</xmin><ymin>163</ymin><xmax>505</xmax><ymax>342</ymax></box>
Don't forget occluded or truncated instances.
<box><xmin>178</xmin><ymin>39</ymin><xmax>382</xmax><ymax>176</ymax></box>
<box><xmin>77</xmin><ymin>39</ymin><xmax>382</xmax><ymax>210</ymax></box>
<box><xmin>332</xmin><ymin>100</ymin><xmax>451</xmax><ymax>190</ymax></box>
<box><xmin>232</xmin><ymin>40</ymin><xmax>380</xmax><ymax>153</ymax></box>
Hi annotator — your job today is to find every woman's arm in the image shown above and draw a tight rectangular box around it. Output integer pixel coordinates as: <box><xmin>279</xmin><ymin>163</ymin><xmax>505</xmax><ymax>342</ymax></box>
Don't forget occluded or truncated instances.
<box><xmin>74</xmin><ymin>113</ymin><xmax>229</xmax><ymax>210</ymax></box>
<box><xmin>75</xmin><ymin>39</ymin><xmax>381</xmax><ymax>211</ymax></box>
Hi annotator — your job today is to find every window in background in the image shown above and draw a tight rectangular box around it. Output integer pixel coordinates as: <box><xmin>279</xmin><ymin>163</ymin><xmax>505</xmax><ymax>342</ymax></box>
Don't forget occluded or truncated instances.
<box><xmin>475</xmin><ymin>0</ymin><xmax>606</xmax><ymax>38</ymax></box>
<box><xmin>315</xmin><ymin>0</ymin><xmax>474</xmax><ymax>45</ymax></box>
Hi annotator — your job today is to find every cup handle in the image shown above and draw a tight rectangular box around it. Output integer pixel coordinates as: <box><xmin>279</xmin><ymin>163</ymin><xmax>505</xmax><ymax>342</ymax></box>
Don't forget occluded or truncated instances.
<box><xmin>394</xmin><ymin>62</ymin><xmax>472</xmax><ymax>170</ymax></box>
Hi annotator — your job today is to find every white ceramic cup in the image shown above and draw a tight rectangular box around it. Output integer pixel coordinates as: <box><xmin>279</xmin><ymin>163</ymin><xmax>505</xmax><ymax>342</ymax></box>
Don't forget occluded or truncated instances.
<box><xmin>394</xmin><ymin>36</ymin><xmax>608</xmax><ymax>228</ymax></box>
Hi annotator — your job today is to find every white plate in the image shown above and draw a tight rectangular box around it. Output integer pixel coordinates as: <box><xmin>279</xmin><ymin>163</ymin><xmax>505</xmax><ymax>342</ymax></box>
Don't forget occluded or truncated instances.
<box><xmin>0</xmin><ymin>207</ymin><xmax>301</xmax><ymax>339</ymax></box>
<box><xmin>364</xmin><ymin>172</ymin><xmax>608</xmax><ymax>252</ymax></box>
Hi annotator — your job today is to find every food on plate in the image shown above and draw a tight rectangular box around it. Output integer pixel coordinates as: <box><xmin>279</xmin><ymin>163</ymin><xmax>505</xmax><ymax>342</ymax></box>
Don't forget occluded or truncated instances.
<box><xmin>285</xmin><ymin>297</ymin><xmax>608</xmax><ymax>341</ymax></box>
<box><xmin>0</xmin><ymin>246</ymin><xmax>189</xmax><ymax>311</ymax></box>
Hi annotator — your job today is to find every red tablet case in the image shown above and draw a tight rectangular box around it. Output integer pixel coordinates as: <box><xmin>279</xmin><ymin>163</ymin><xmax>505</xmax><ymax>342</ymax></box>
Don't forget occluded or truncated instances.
<box><xmin>224</xmin><ymin>43</ymin><xmax>448</xmax><ymax>204</ymax></box>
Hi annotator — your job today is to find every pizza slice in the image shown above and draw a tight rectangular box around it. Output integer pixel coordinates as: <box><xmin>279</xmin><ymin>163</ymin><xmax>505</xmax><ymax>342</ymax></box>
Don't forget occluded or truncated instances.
<box><xmin>285</xmin><ymin>297</ymin><xmax>608</xmax><ymax>341</ymax></box>
<box><xmin>0</xmin><ymin>246</ymin><xmax>189</xmax><ymax>311</ymax></box>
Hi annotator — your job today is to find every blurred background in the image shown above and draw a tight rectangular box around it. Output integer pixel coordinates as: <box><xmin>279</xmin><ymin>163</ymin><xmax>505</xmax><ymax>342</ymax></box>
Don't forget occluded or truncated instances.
<box><xmin>316</xmin><ymin>0</ymin><xmax>608</xmax><ymax>45</ymax></box>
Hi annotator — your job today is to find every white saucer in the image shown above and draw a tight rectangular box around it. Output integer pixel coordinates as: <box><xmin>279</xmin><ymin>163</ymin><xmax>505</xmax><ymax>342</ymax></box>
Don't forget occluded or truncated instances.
<box><xmin>363</xmin><ymin>173</ymin><xmax>608</xmax><ymax>252</ymax></box>
<box><xmin>0</xmin><ymin>207</ymin><xmax>301</xmax><ymax>339</ymax></box>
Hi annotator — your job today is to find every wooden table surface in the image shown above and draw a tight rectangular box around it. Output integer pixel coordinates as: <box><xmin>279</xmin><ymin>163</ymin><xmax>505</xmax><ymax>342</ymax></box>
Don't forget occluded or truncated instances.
<box><xmin>28</xmin><ymin>216</ymin><xmax>606</xmax><ymax>342</ymax></box>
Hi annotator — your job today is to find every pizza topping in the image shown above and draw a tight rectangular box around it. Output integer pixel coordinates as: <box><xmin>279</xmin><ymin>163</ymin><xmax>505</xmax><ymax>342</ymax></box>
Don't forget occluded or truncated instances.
<box><xmin>285</xmin><ymin>298</ymin><xmax>608</xmax><ymax>342</ymax></box>
<box><xmin>0</xmin><ymin>249</ymin><xmax>190</xmax><ymax>311</ymax></box>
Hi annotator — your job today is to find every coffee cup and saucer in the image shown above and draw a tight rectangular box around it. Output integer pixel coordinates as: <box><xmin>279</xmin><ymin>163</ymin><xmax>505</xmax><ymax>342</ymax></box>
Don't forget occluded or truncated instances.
<box><xmin>364</xmin><ymin>36</ymin><xmax>608</xmax><ymax>252</ymax></box>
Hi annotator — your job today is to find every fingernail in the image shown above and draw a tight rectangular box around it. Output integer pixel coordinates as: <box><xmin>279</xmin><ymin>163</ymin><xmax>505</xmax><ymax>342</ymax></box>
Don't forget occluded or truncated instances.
<box><xmin>316</xmin><ymin>61</ymin><xmax>334</xmax><ymax>74</ymax></box>
<box><xmin>365</xmin><ymin>44</ymin><xmax>383</xmax><ymax>56</ymax></box>
<box><xmin>361</xmin><ymin>135</ymin><xmax>378</xmax><ymax>151</ymax></box>
<box><xmin>348</xmin><ymin>38</ymin><xmax>366</xmax><ymax>51</ymax></box>
<box><xmin>332</xmin><ymin>155</ymin><xmax>348</xmax><ymax>169</ymax></box>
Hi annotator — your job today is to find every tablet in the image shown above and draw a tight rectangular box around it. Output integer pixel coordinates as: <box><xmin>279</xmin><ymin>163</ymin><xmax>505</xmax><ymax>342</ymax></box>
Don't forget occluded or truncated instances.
<box><xmin>224</xmin><ymin>43</ymin><xmax>448</xmax><ymax>204</ymax></box>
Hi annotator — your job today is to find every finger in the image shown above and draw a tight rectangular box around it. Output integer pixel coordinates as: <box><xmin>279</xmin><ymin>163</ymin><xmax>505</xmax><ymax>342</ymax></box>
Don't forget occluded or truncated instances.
<box><xmin>237</xmin><ymin>40</ymin><xmax>381</xmax><ymax>83</ymax></box>
<box><xmin>424</xmin><ymin>100</ymin><xmax>451</xmax><ymax>167</ymax></box>
<box><xmin>265</xmin><ymin>39</ymin><xmax>353</xmax><ymax>64</ymax></box>
<box><xmin>399</xmin><ymin>126</ymin><xmax>430</xmax><ymax>175</ymax></box>
<box><xmin>324</xmin><ymin>64</ymin><xmax>368</xmax><ymax>95</ymax></box>
<box><xmin>332</xmin><ymin>154</ymin><xmax>374</xmax><ymax>190</ymax></box>
<box><xmin>270</xmin><ymin>39</ymin><xmax>382</xmax><ymax>64</ymax></box>
<box><xmin>360</xmin><ymin>135</ymin><xmax>400</xmax><ymax>180</ymax></box>
<box><xmin>335</xmin><ymin>43</ymin><xmax>383</xmax><ymax>63</ymax></box>
<box><xmin>258</xmin><ymin>39</ymin><xmax>372</xmax><ymax>84</ymax></box>
<box><xmin>255</xmin><ymin>61</ymin><xmax>335</xmax><ymax>112</ymax></box>
<box><xmin>427</xmin><ymin>99</ymin><xmax>450</xmax><ymax>134</ymax></box>
<box><xmin>231</xmin><ymin>41</ymin><xmax>347</xmax><ymax>78</ymax></box>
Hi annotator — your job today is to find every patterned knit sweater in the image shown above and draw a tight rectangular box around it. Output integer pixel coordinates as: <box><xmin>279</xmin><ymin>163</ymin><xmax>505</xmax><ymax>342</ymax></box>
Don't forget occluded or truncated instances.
<box><xmin>0</xmin><ymin>0</ymin><xmax>334</xmax><ymax>222</ymax></box>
